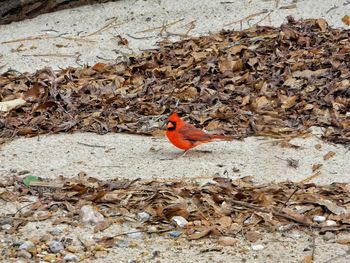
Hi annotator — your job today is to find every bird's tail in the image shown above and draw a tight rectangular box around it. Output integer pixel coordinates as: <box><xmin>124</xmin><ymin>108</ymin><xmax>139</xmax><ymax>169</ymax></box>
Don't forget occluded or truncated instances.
<box><xmin>209</xmin><ymin>134</ymin><xmax>234</xmax><ymax>141</ymax></box>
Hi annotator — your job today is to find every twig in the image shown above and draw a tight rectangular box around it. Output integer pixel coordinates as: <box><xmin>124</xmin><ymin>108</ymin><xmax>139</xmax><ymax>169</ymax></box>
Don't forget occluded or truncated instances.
<box><xmin>311</xmin><ymin>236</ymin><xmax>316</xmax><ymax>261</ymax></box>
<box><xmin>77</xmin><ymin>142</ymin><xmax>107</xmax><ymax>148</ymax></box>
<box><xmin>135</xmin><ymin>18</ymin><xmax>185</xmax><ymax>34</ymax></box>
<box><xmin>224</xmin><ymin>10</ymin><xmax>269</xmax><ymax>27</ymax></box>
<box><xmin>229</xmin><ymin>199</ymin><xmax>317</xmax><ymax>228</ymax></box>
<box><xmin>299</xmin><ymin>171</ymin><xmax>321</xmax><ymax>184</ymax></box>
<box><xmin>83</xmin><ymin>17</ymin><xmax>122</xmax><ymax>37</ymax></box>
<box><xmin>326</xmin><ymin>5</ymin><xmax>339</xmax><ymax>14</ymax></box>
<box><xmin>277</xmin><ymin>186</ymin><xmax>300</xmax><ymax>212</ymax></box>
<box><xmin>23</xmin><ymin>53</ymin><xmax>78</xmax><ymax>58</ymax></box>
<box><xmin>109</xmin><ymin>227</ymin><xmax>175</xmax><ymax>238</ymax></box>
<box><xmin>126</xmin><ymin>34</ymin><xmax>154</xmax><ymax>40</ymax></box>
<box><xmin>2</xmin><ymin>35</ymin><xmax>95</xmax><ymax>44</ymax></box>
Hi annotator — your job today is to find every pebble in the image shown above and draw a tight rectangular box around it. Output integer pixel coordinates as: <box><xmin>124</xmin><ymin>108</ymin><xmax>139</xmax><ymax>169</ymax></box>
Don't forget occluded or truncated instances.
<box><xmin>19</xmin><ymin>241</ymin><xmax>35</xmax><ymax>251</ymax></box>
<box><xmin>1</xmin><ymin>224</ymin><xmax>12</xmax><ymax>231</ymax></box>
<box><xmin>251</xmin><ymin>244</ymin><xmax>265</xmax><ymax>251</ymax></box>
<box><xmin>116</xmin><ymin>240</ymin><xmax>129</xmax><ymax>248</ymax></box>
<box><xmin>48</xmin><ymin>241</ymin><xmax>64</xmax><ymax>253</ymax></box>
<box><xmin>127</xmin><ymin>229</ymin><xmax>143</xmax><ymax>239</ymax></box>
<box><xmin>13</xmin><ymin>240</ymin><xmax>24</xmax><ymax>247</ymax></box>
<box><xmin>80</xmin><ymin>205</ymin><xmax>104</xmax><ymax>225</ymax></box>
<box><xmin>137</xmin><ymin>212</ymin><xmax>151</xmax><ymax>222</ymax></box>
<box><xmin>43</xmin><ymin>254</ymin><xmax>56</xmax><ymax>262</ymax></box>
<box><xmin>17</xmin><ymin>250</ymin><xmax>32</xmax><ymax>259</ymax></box>
<box><xmin>325</xmin><ymin>220</ymin><xmax>337</xmax><ymax>226</ymax></box>
<box><xmin>323</xmin><ymin>232</ymin><xmax>335</xmax><ymax>241</ymax></box>
<box><xmin>303</xmin><ymin>246</ymin><xmax>311</xmax><ymax>252</ymax></box>
<box><xmin>0</xmin><ymin>218</ymin><xmax>13</xmax><ymax>225</ymax></box>
<box><xmin>15</xmin><ymin>260</ymin><xmax>27</xmax><ymax>263</ymax></box>
<box><xmin>63</xmin><ymin>253</ymin><xmax>79</xmax><ymax>261</ymax></box>
<box><xmin>168</xmin><ymin>231</ymin><xmax>182</xmax><ymax>237</ymax></box>
<box><xmin>313</xmin><ymin>215</ymin><xmax>326</xmax><ymax>223</ymax></box>
<box><xmin>50</xmin><ymin>226</ymin><xmax>64</xmax><ymax>236</ymax></box>
<box><xmin>171</xmin><ymin>216</ymin><xmax>189</xmax><ymax>228</ymax></box>
<box><xmin>18</xmin><ymin>170</ymin><xmax>30</xmax><ymax>175</ymax></box>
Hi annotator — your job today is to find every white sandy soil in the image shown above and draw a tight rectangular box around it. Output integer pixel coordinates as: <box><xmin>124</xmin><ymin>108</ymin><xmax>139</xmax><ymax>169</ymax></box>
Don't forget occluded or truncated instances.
<box><xmin>1</xmin><ymin>0</ymin><xmax>350</xmax><ymax>262</ymax></box>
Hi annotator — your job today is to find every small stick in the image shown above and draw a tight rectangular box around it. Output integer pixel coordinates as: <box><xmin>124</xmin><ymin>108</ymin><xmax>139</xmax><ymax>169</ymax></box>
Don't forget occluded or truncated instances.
<box><xmin>277</xmin><ymin>186</ymin><xmax>300</xmax><ymax>212</ymax></box>
<box><xmin>77</xmin><ymin>142</ymin><xmax>107</xmax><ymax>148</ymax></box>
<box><xmin>135</xmin><ymin>18</ymin><xmax>185</xmax><ymax>34</ymax></box>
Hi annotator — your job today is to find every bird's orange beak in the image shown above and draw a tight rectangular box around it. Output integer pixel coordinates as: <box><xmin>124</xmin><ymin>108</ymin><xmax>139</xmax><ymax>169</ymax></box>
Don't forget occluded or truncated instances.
<box><xmin>167</xmin><ymin>122</ymin><xmax>174</xmax><ymax>129</ymax></box>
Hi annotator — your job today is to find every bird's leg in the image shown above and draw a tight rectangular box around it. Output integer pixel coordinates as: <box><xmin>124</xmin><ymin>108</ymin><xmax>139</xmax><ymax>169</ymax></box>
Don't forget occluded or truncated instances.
<box><xmin>179</xmin><ymin>149</ymin><xmax>189</xmax><ymax>158</ymax></box>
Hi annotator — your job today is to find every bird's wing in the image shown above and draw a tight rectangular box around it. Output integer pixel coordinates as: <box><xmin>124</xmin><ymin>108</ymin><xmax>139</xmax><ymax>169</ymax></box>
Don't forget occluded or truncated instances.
<box><xmin>179</xmin><ymin>123</ymin><xmax>212</xmax><ymax>143</ymax></box>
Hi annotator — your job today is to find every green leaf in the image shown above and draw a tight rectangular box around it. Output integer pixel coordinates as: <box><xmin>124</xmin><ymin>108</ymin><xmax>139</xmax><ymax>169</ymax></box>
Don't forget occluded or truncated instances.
<box><xmin>23</xmin><ymin>175</ymin><xmax>39</xmax><ymax>187</ymax></box>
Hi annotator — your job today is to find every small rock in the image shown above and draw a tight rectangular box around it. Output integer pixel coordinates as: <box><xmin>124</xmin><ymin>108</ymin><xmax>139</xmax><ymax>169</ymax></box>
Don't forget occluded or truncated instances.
<box><xmin>50</xmin><ymin>227</ymin><xmax>64</xmax><ymax>236</ymax></box>
<box><xmin>1</xmin><ymin>224</ymin><xmax>12</xmax><ymax>231</ymax></box>
<box><xmin>15</xmin><ymin>260</ymin><xmax>27</xmax><ymax>263</ymax></box>
<box><xmin>66</xmin><ymin>245</ymin><xmax>78</xmax><ymax>253</ymax></box>
<box><xmin>18</xmin><ymin>170</ymin><xmax>30</xmax><ymax>175</ymax></box>
<box><xmin>303</xmin><ymin>246</ymin><xmax>311</xmax><ymax>252</ymax></box>
<box><xmin>171</xmin><ymin>216</ymin><xmax>188</xmax><ymax>228</ymax></box>
<box><xmin>323</xmin><ymin>232</ymin><xmax>335</xmax><ymax>242</ymax></box>
<box><xmin>13</xmin><ymin>240</ymin><xmax>24</xmax><ymax>247</ymax></box>
<box><xmin>17</xmin><ymin>250</ymin><xmax>32</xmax><ymax>259</ymax></box>
<box><xmin>137</xmin><ymin>212</ymin><xmax>151</xmax><ymax>222</ymax></box>
<box><xmin>10</xmin><ymin>168</ymin><xmax>17</xmax><ymax>173</ymax></box>
<box><xmin>218</xmin><ymin>236</ymin><xmax>237</xmax><ymax>246</ymax></box>
<box><xmin>19</xmin><ymin>241</ymin><xmax>35</xmax><ymax>251</ymax></box>
<box><xmin>127</xmin><ymin>229</ymin><xmax>143</xmax><ymax>239</ymax></box>
<box><xmin>152</xmin><ymin>250</ymin><xmax>160</xmax><ymax>258</ymax></box>
<box><xmin>43</xmin><ymin>254</ymin><xmax>56</xmax><ymax>262</ymax></box>
<box><xmin>63</xmin><ymin>253</ymin><xmax>79</xmax><ymax>261</ymax></box>
<box><xmin>116</xmin><ymin>239</ymin><xmax>129</xmax><ymax>248</ymax></box>
<box><xmin>251</xmin><ymin>244</ymin><xmax>265</xmax><ymax>251</ymax></box>
<box><xmin>0</xmin><ymin>218</ymin><xmax>13</xmax><ymax>225</ymax></box>
<box><xmin>168</xmin><ymin>231</ymin><xmax>182</xmax><ymax>237</ymax></box>
<box><xmin>325</xmin><ymin>220</ymin><xmax>337</xmax><ymax>226</ymax></box>
<box><xmin>313</xmin><ymin>215</ymin><xmax>326</xmax><ymax>223</ymax></box>
<box><xmin>80</xmin><ymin>205</ymin><xmax>104</xmax><ymax>225</ymax></box>
<box><xmin>48</xmin><ymin>241</ymin><xmax>64</xmax><ymax>253</ymax></box>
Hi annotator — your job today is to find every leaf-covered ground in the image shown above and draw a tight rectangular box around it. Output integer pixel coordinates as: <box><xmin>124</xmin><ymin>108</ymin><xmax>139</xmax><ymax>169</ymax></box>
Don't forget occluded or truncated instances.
<box><xmin>1</xmin><ymin>173</ymin><xmax>350</xmax><ymax>261</ymax></box>
<box><xmin>0</xmin><ymin>17</ymin><xmax>349</xmax><ymax>145</ymax></box>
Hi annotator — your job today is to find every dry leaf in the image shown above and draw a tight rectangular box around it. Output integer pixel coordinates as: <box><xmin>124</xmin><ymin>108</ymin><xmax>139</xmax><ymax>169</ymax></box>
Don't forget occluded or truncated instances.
<box><xmin>336</xmin><ymin>239</ymin><xmax>350</xmax><ymax>245</ymax></box>
<box><xmin>218</xmin><ymin>236</ymin><xmax>237</xmax><ymax>246</ymax></box>
<box><xmin>302</xmin><ymin>255</ymin><xmax>313</xmax><ymax>263</ymax></box>
<box><xmin>323</xmin><ymin>151</ymin><xmax>336</xmax><ymax>161</ymax></box>
<box><xmin>312</xmin><ymin>163</ymin><xmax>323</xmax><ymax>172</ymax></box>
<box><xmin>0</xmin><ymin>98</ymin><xmax>26</xmax><ymax>112</ymax></box>
<box><xmin>188</xmin><ymin>227</ymin><xmax>214</xmax><ymax>240</ymax></box>
<box><xmin>218</xmin><ymin>216</ymin><xmax>232</xmax><ymax>228</ymax></box>
<box><xmin>245</xmin><ymin>230</ymin><xmax>262</xmax><ymax>243</ymax></box>
<box><xmin>342</xmin><ymin>15</ymin><xmax>350</xmax><ymax>26</ymax></box>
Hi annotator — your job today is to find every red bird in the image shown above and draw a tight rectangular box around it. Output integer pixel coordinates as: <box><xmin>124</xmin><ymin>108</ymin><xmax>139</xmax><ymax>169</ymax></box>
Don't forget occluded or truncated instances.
<box><xmin>166</xmin><ymin>112</ymin><xmax>233</xmax><ymax>153</ymax></box>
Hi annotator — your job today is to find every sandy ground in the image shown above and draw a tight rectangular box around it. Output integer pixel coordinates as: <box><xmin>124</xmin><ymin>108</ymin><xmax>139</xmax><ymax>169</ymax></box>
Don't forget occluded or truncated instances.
<box><xmin>1</xmin><ymin>0</ymin><xmax>350</xmax><ymax>262</ymax></box>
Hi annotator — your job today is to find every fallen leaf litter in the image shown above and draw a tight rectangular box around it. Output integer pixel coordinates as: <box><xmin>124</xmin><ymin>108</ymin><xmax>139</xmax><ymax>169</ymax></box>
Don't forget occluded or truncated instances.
<box><xmin>1</xmin><ymin>173</ymin><xmax>350</xmax><ymax>260</ymax></box>
<box><xmin>0</xmin><ymin>17</ymin><xmax>349</xmax><ymax>145</ymax></box>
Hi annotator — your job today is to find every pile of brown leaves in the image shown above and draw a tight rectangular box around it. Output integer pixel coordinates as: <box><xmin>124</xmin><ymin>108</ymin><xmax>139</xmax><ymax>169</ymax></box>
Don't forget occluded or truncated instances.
<box><xmin>1</xmin><ymin>174</ymin><xmax>350</xmax><ymax>243</ymax></box>
<box><xmin>0</xmin><ymin>17</ymin><xmax>349</xmax><ymax>144</ymax></box>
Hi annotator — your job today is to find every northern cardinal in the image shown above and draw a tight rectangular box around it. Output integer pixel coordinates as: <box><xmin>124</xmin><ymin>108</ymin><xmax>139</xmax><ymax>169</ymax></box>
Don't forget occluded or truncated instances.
<box><xmin>166</xmin><ymin>112</ymin><xmax>233</xmax><ymax>153</ymax></box>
